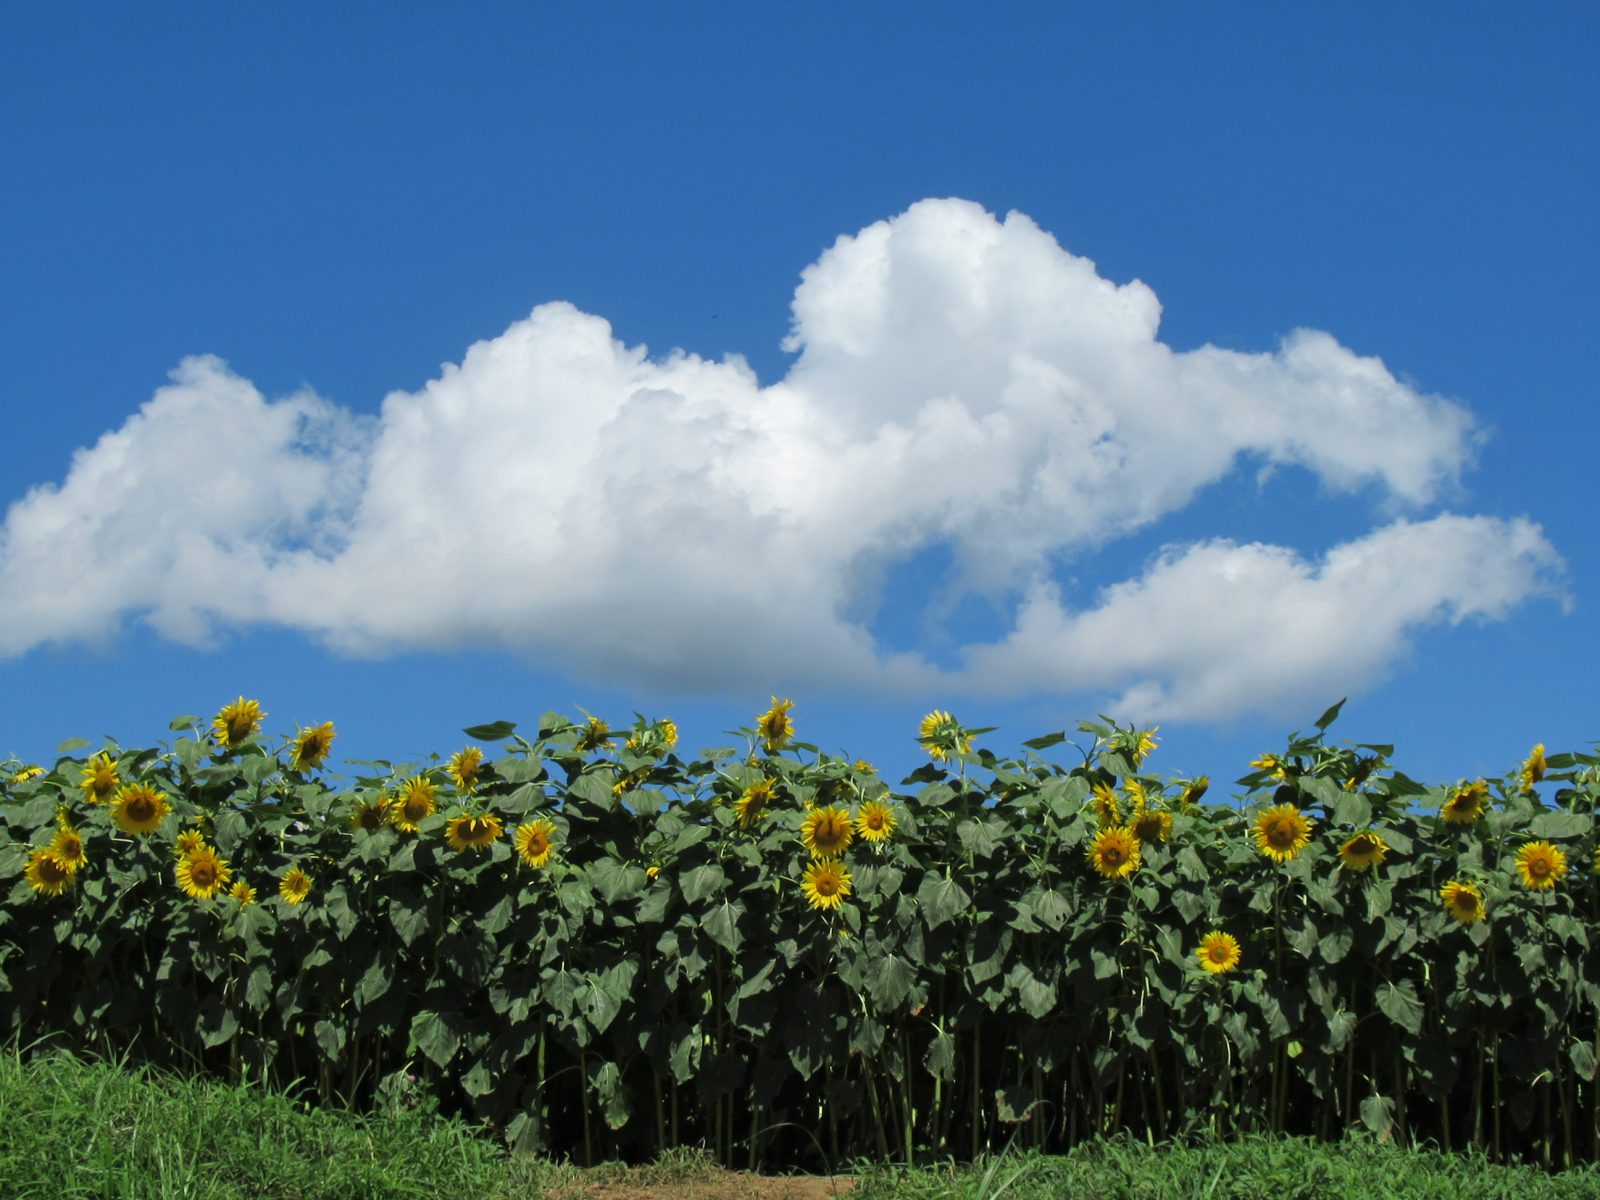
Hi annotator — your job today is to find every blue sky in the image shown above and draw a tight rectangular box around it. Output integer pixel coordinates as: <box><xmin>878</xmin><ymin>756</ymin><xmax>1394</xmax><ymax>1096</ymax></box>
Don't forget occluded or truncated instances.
<box><xmin>2</xmin><ymin>5</ymin><xmax>1594</xmax><ymax>792</ymax></box>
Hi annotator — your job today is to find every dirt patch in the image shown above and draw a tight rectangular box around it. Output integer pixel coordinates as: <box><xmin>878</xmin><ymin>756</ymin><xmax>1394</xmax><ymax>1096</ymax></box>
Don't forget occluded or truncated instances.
<box><xmin>548</xmin><ymin>1169</ymin><xmax>857</xmax><ymax>1200</ymax></box>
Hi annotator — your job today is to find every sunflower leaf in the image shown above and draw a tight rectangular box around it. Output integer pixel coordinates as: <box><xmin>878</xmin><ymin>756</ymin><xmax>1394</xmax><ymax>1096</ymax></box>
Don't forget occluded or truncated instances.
<box><xmin>462</xmin><ymin>721</ymin><xmax>517</xmax><ymax>741</ymax></box>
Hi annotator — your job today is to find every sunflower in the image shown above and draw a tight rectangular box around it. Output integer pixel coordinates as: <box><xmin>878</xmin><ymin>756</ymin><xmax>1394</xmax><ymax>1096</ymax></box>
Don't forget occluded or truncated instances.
<box><xmin>1253</xmin><ymin>804</ymin><xmax>1313</xmax><ymax>863</ymax></box>
<box><xmin>1440</xmin><ymin>881</ymin><xmax>1485</xmax><ymax>924</ymax></box>
<box><xmin>1092</xmin><ymin>782</ymin><xmax>1121</xmax><ymax>827</ymax></box>
<box><xmin>514</xmin><ymin>818</ymin><xmax>558</xmax><ymax>869</ymax></box>
<box><xmin>801</xmin><ymin>860</ymin><xmax>852</xmax><ymax>911</ymax></box>
<box><xmin>176</xmin><ymin>846</ymin><xmax>231</xmax><ymax>900</ymax></box>
<box><xmin>289</xmin><ymin>722</ymin><xmax>336</xmax><ymax>771</ymax></box>
<box><xmin>230</xmin><ymin>880</ymin><xmax>256</xmax><ymax>906</ymax></box>
<box><xmin>212</xmin><ymin>697</ymin><xmax>265</xmax><ymax>748</ymax></box>
<box><xmin>173</xmin><ymin>829</ymin><xmax>205</xmax><ymax>858</ymax></box>
<box><xmin>1127</xmin><ymin>727</ymin><xmax>1159</xmax><ymax>768</ymax></box>
<box><xmin>576</xmin><ymin>716</ymin><xmax>613</xmax><ymax>752</ymax></box>
<box><xmin>801</xmin><ymin>805</ymin><xmax>854</xmax><ymax>859</ymax></box>
<box><xmin>350</xmin><ymin>794</ymin><xmax>390</xmax><ymax>833</ymax></box>
<box><xmin>1520</xmin><ymin>744</ymin><xmax>1547</xmax><ymax>792</ymax></box>
<box><xmin>1250</xmin><ymin>753</ymin><xmax>1290</xmax><ymax>782</ymax></box>
<box><xmin>445</xmin><ymin>811</ymin><xmax>503</xmax><ymax>853</ymax></box>
<box><xmin>1515</xmin><ymin>840</ymin><xmax>1566</xmax><ymax>890</ymax></box>
<box><xmin>79</xmin><ymin>752</ymin><xmax>119</xmax><ymax>805</ymax></box>
<box><xmin>1342</xmin><ymin>757</ymin><xmax>1379</xmax><ymax>792</ymax></box>
<box><xmin>448</xmin><ymin>746</ymin><xmax>485</xmax><ymax>793</ymax></box>
<box><xmin>1441</xmin><ymin>781</ymin><xmax>1489</xmax><ymax>825</ymax></box>
<box><xmin>24</xmin><ymin>848</ymin><xmax>75</xmax><ymax>896</ymax></box>
<box><xmin>918</xmin><ymin>710</ymin><xmax>972</xmax><ymax>762</ymax></box>
<box><xmin>392</xmin><ymin>776</ymin><xmax>438</xmax><ymax>833</ymax></box>
<box><xmin>659</xmin><ymin>719</ymin><xmax>678</xmax><ymax>749</ymax></box>
<box><xmin>278</xmin><ymin>867</ymin><xmax>312</xmax><ymax>905</ymax></box>
<box><xmin>49</xmin><ymin>826</ymin><xmax>88</xmax><ymax>873</ymax></box>
<box><xmin>1196</xmin><ymin>931</ymin><xmax>1242</xmax><ymax>975</ymax></box>
<box><xmin>1179</xmin><ymin>776</ymin><xmax>1209</xmax><ymax>809</ymax></box>
<box><xmin>1088</xmin><ymin>826</ymin><xmax>1141</xmax><ymax>879</ymax></box>
<box><xmin>1131</xmin><ymin>809</ymin><xmax>1172</xmax><ymax>844</ymax></box>
<box><xmin>734</xmin><ymin>778</ymin><xmax>775</xmax><ymax>827</ymax></box>
<box><xmin>12</xmin><ymin>765</ymin><xmax>44</xmax><ymax>783</ymax></box>
<box><xmin>854</xmin><ymin>759</ymin><xmax>875</xmax><ymax>775</ymax></box>
<box><xmin>1338</xmin><ymin>831</ymin><xmax>1388</xmax><ymax>872</ymax></box>
<box><xmin>756</xmin><ymin>697</ymin><xmax>795</xmax><ymax>753</ymax></box>
<box><xmin>855</xmin><ymin>799</ymin><xmax>897</xmax><ymax>843</ymax></box>
<box><xmin>111</xmin><ymin>783</ymin><xmax>171</xmax><ymax>835</ymax></box>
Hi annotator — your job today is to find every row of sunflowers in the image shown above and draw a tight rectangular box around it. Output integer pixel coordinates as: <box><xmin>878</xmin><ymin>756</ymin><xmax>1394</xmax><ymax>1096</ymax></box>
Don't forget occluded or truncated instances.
<box><xmin>3</xmin><ymin>697</ymin><xmax>1599</xmax><ymax>1168</ymax></box>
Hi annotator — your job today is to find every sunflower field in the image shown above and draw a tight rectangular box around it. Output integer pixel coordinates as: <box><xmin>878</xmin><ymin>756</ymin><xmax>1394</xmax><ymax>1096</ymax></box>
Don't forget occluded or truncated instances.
<box><xmin>3</xmin><ymin>698</ymin><xmax>1600</xmax><ymax>1169</ymax></box>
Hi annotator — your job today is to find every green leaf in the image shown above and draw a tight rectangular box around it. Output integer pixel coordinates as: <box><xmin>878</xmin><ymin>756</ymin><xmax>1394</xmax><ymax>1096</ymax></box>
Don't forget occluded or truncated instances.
<box><xmin>678</xmin><ymin>863</ymin><xmax>725</xmax><ymax>905</ymax></box>
<box><xmin>1007</xmin><ymin>963</ymin><xmax>1058</xmax><ymax>1020</ymax></box>
<box><xmin>870</xmin><ymin>954</ymin><xmax>915</xmax><ymax>1011</ymax></box>
<box><xmin>1375</xmin><ymin>979</ymin><xmax>1423</xmax><ymax>1035</ymax></box>
<box><xmin>1022</xmin><ymin>732</ymin><xmax>1066</xmax><ymax>750</ymax></box>
<box><xmin>588</xmin><ymin>857</ymin><xmax>647</xmax><ymax>904</ymax></box>
<box><xmin>1327</xmin><ymin>1008</ymin><xmax>1357</xmax><ymax>1052</ymax></box>
<box><xmin>411</xmin><ymin>1010</ymin><xmax>465</xmax><ymax>1067</ymax></box>
<box><xmin>463</xmin><ymin>721</ymin><xmax>517</xmax><ymax>740</ymax></box>
<box><xmin>957</xmin><ymin>817</ymin><xmax>1001</xmax><ymax>859</ymax></box>
<box><xmin>1313</xmin><ymin>699</ymin><xmax>1346</xmax><ymax>731</ymax></box>
<box><xmin>702</xmin><ymin>899</ymin><xmax>744</xmax><ymax>953</ymax></box>
<box><xmin>1319</xmin><ymin>925</ymin><xmax>1354</xmax><ymax>965</ymax></box>
<box><xmin>1360</xmin><ymin>1093</ymin><xmax>1396</xmax><ymax>1139</ymax></box>
<box><xmin>925</xmin><ymin>1029</ymin><xmax>956</xmax><ymax>1081</ymax></box>
<box><xmin>1529</xmin><ymin>811</ymin><xmax>1591</xmax><ymax>840</ymax></box>
<box><xmin>57</xmin><ymin>737</ymin><xmax>90</xmax><ymax>753</ymax></box>
<box><xmin>916</xmin><ymin>873</ymin><xmax>971</xmax><ymax>930</ymax></box>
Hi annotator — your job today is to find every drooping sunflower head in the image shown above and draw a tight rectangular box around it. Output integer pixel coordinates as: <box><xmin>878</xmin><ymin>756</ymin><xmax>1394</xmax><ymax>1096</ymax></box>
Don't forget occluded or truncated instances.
<box><xmin>1441</xmin><ymin>781</ymin><xmax>1490</xmax><ymax>825</ymax></box>
<box><xmin>111</xmin><ymin>783</ymin><xmax>171</xmax><ymax>836</ymax></box>
<box><xmin>24</xmin><ymin>848</ymin><xmax>75</xmax><ymax>896</ymax></box>
<box><xmin>176</xmin><ymin>846</ymin><xmax>231</xmax><ymax>900</ymax></box>
<box><xmin>278</xmin><ymin>867</ymin><xmax>312</xmax><ymax>905</ymax></box>
<box><xmin>1252</xmin><ymin>804</ymin><xmax>1313</xmax><ymax>863</ymax></box>
<box><xmin>575</xmin><ymin>716</ymin><xmax>613</xmax><ymax>753</ymax></box>
<box><xmin>1440</xmin><ymin>880</ymin><xmax>1485</xmax><ymax>924</ymax></box>
<box><xmin>230</xmin><ymin>880</ymin><xmax>256</xmax><ymax>906</ymax></box>
<box><xmin>855</xmin><ymin>799</ymin><xmax>897</xmax><ymax>844</ymax></box>
<box><xmin>734</xmin><ymin>778</ymin><xmax>775</xmax><ymax>827</ymax></box>
<box><xmin>1179</xmin><ymin>776</ymin><xmax>1209</xmax><ymax>810</ymax></box>
<box><xmin>1250</xmin><ymin>753</ymin><xmax>1290</xmax><ymax>782</ymax></box>
<box><xmin>1091</xmin><ymin>782</ymin><xmax>1121</xmax><ymax>828</ymax></box>
<box><xmin>514</xmin><ymin>817</ymin><xmax>558</xmax><ymax>869</ymax></box>
<box><xmin>1123</xmin><ymin>727</ymin><xmax>1159</xmax><ymax>768</ymax></box>
<box><xmin>448</xmin><ymin>746</ymin><xmax>485</xmax><ymax>793</ymax></box>
<box><xmin>289</xmin><ymin>722</ymin><xmax>336</xmax><ymax>772</ymax></box>
<box><xmin>918</xmin><ymin>710</ymin><xmax>972</xmax><ymax>762</ymax></box>
<box><xmin>49</xmin><ymin>826</ymin><xmax>87</xmax><ymax>872</ymax></box>
<box><xmin>1088</xmin><ymin>826</ymin><xmax>1141</xmax><ymax>880</ymax></box>
<box><xmin>445</xmin><ymin>811</ymin><xmax>504</xmax><ymax>853</ymax></box>
<box><xmin>1520</xmin><ymin>744</ymin><xmax>1547</xmax><ymax>792</ymax></box>
<box><xmin>79</xmin><ymin>752</ymin><xmax>119</xmax><ymax>805</ymax></box>
<box><xmin>801</xmin><ymin>860</ymin><xmax>852</xmax><ymax>911</ymax></box>
<box><xmin>1515</xmin><ymin>840</ymin><xmax>1566</xmax><ymax>890</ymax></box>
<box><xmin>801</xmin><ymin>805</ymin><xmax>854</xmax><ymax>859</ymax></box>
<box><xmin>1338</xmin><ymin>831</ymin><xmax>1388</xmax><ymax>872</ymax></box>
<box><xmin>757</xmin><ymin>697</ymin><xmax>795</xmax><ymax>753</ymax></box>
<box><xmin>12</xmin><ymin>765</ymin><xmax>45</xmax><ymax>784</ymax></box>
<box><xmin>392</xmin><ymin>776</ymin><xmax>438</xmax><ymax>834</ymax></box>
<box><xmin>1131</xmin><ymin>809</ymin><xmax>1173</xmax><ymax>845</ymax></box>
<box><xmin>350</xmin><ymin>794</ymin><xmax>390</xmax><ymax>833</ymax></box>
<box><xmin>1196</xmin><ymin>931</ymin><xmax>1242</xmax><ymax>975</ymax></box>
<box><xmin>212</xmin><ymin>697</ymin><xmax>265</xmax><ymax>749</ymax></box>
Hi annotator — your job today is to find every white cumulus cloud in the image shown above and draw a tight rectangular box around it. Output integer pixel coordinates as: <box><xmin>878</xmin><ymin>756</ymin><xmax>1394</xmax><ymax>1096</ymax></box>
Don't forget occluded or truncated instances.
<box><xmin>0</xmin><ymin>198</ymin><xmax>1563</xmax><ymax>720</ymax></box>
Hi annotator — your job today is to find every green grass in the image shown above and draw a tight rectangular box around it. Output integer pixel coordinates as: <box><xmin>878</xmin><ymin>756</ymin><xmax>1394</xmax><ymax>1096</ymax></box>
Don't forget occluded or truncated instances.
<box><xmin>852</xmin><ymin>1138</ymin><xmax>1600</xmax><ymax>1200</ymax></box>
<box><xmin>0</xmin><ymin>1044</ymin><xmax>546</xmax><ymax>1199</ymax></box>
<box><xmin>6</xmin><ymin>1045</ymin><xmax>1600</xmax><ymax>1199</ymax></box>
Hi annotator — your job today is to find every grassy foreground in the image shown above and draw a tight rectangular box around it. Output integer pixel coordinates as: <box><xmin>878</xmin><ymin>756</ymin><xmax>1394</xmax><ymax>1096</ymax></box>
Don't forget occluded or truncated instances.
<box><xmin>5</xmin><ymin>1047</ymin><xmax>1600</xmax><ymax>1200</ymax></box>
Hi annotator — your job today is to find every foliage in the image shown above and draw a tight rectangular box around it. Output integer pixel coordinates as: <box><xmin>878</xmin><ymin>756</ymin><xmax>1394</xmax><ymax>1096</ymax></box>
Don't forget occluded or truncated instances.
<box><xmin>3</xmin><ymin>700</ymin><xmax>1600</xmax><ymax>1170</ymax></box>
